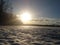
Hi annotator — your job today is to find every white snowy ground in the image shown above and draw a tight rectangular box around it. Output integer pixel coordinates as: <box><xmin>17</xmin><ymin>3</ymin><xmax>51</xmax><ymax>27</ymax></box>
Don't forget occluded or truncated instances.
<box><xmin>0</xmin><ymin>26</ymin><xmax>60</xmax><ymax>45</ymax></box>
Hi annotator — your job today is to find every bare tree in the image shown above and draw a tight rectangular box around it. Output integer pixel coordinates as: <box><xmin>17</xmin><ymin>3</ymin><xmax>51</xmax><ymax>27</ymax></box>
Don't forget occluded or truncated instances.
<box><xmin>0</xmin><ymin>0</ymin><xmax>22</xmax><ymax>25</ymax></box>
<box><xmin>0</xmin><ymin>0</ymin><xmax>13</xmax><ymax>25</ymax></box>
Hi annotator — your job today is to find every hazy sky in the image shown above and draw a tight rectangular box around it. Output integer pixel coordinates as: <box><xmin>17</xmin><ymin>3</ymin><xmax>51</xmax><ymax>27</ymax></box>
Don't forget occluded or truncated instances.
<box><xmin>12</xmin><ymin>0</ymin><xmax>60</xmax><ymax>19</ymax></box>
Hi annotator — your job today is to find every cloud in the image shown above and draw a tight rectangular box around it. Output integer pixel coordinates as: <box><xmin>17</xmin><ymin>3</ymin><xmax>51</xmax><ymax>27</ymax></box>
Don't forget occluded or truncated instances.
<box><xmin>31</xmin><ymin>17</ymin><xmax>60</xmax><ymax>25</ymax></box>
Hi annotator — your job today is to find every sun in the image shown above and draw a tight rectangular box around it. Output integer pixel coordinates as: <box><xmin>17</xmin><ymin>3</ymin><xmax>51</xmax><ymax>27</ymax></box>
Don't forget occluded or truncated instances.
<box><xmin>17</xmin><ymin>12</ymin><xmax>32</xmax><ymax>24</ymax></box>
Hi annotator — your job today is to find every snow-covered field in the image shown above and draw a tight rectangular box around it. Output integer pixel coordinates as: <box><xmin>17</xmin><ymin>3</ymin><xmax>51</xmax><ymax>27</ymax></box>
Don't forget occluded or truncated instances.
<box><xmin>0</xmin><ymin>26</ymin><xmax>60</xmax><ymax>45</ymax></box>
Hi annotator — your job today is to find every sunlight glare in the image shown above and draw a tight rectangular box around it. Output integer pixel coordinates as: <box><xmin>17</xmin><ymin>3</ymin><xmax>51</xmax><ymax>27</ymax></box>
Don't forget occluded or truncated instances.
<box><xmin>17</xmin><ymin>11</ymin><xmax>32</xmax><ymax>24</ymax></box>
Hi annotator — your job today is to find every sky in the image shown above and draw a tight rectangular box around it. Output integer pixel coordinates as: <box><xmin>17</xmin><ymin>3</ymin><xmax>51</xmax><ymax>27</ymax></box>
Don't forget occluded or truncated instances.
<box><xmin>0</xmin><ymin>0</ymin><xmax>60</xmax><ymax>25</ymax></box>
<box><xmin>12</xmin><ymin>0</ymin><xmax>60</xmax><ymax>19</ymax></box>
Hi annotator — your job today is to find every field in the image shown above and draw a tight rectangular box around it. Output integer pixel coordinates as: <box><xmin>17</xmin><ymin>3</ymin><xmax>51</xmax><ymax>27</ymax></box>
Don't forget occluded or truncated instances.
<box><xmin>0</xmin><ymin>26</ymin><xmax>60</xmax><ymax>45</ymax></box>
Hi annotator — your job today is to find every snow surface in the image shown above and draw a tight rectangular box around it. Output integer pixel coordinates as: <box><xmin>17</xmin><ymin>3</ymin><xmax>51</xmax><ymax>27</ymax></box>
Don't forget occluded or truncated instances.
<box><xmin>0</xmin><ymin>26</ymin><xmax>60</xmax><ymax>45</ymax></box>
